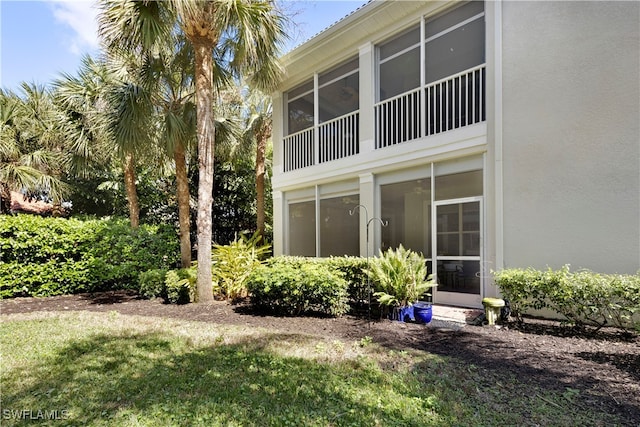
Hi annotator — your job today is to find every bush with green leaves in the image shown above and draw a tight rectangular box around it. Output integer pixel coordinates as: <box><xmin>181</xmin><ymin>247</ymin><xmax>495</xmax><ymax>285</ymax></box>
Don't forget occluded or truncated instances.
<box><xmin>165</xmin><ymin>268</ymin><xmax>196</xmax><ymax>304</ymax></box>
<box><xmin>493</xmin><ymin>266</ymin><xmax>640</xmax><ymax>331</ymax></box>
<box><xmin>211</xmin><ymin>232</ymin><xmax>271</xmax><ymax>300</ymax></box>
<box><xmin>0</xmin><ymin>215</ymin><xmax>179</xmax><ymax>298</ymax></box>
<box><xmin>247</xmin><ymin>257</ymin><xmax>349</xmax><ymax>316</ymax></box>
<box><xmin>138</xmin><ymin>269</ymin><xmax>169</xmax><ymax>300</ymax></box>
<box><xmin>324</xmin><ymin>256</ymin><xmax>369</xmax><ymax>305</ymax></box>
<box><xmin>367</xmin><ymin>245</ymin><xmax>435</xmax><ymax>307</ymax></box>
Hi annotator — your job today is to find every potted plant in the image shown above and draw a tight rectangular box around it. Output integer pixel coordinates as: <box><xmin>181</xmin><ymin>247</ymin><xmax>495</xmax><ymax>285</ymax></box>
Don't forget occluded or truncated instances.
<box><xmin>367</xmin><ymin>245</ymin><xmax>436</xmax><ymax>322</ymax></box>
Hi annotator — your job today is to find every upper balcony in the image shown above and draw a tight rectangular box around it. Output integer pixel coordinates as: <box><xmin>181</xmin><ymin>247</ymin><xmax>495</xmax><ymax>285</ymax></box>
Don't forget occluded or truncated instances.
<box><xmin>284</xmin><ymin>64</ymin><xmax>485</xmax><ymax>172</ymax></box>
<box><xmin>280</xmin><ymin>1</ymin><xmax>486</xmax><ymax>174</ymax></box>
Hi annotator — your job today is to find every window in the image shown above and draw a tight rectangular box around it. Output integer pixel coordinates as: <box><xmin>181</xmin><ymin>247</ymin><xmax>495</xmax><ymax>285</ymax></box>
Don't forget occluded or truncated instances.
<box><xmin>435</xmin><ymin>170</ymin><xmax>483</xmax><ymax>200</ymax></box>
<box><xmin>288</xmin><ymin>200</ymin><xmax>316</xmax><ymax>256</ymax></box>
<box><xmin>380</xmin><ymin>178</ymin><xmax>431</xmax><ymax>257</ymax></box>
<box><xmin>318</xmin><ymin>58</ymin><xmax>359</xmax><ymax>122</ymax></box>
<box><xmin>287</xmin><ymin>187</ymin><xmax>360</xmax><ymax>257</ymax></box>
<box><xmin>378</xmin><ymin>26</ymin><xmax>421</xmax><ymax>101</ymax></box>
<box><xmin>286</xmin><ymin>81</ymin><xmax>314</xmax><ymax>135</ymax></box>
<box><xmin>376</xmin><ymin>2</ymin><xmax>484</xmax><ymax>100</ymax></box>
<box><xmin>425</xmin><ymin>1</ymin><xmax>485</xmax><ymax>83</ymax></box>
<box><xmin>320</xmin><ymin>195</ymin><xmax>360</xmax><ymax>256</ymax></box>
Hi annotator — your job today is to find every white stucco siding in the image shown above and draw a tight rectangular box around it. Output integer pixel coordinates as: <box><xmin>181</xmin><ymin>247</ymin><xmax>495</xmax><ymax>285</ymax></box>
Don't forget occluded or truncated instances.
<box><xmin>501</xmin><ymin>1</ymin><xmax>640</xmax><ymax>273</ymax></box>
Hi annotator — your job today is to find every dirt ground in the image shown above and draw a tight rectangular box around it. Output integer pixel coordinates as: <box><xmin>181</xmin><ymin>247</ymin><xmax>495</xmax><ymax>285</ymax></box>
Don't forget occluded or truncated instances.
<box><xmin>1</xmin><ymin>291</ymin><xmax>639</xmax><ymax>425</ymax></box>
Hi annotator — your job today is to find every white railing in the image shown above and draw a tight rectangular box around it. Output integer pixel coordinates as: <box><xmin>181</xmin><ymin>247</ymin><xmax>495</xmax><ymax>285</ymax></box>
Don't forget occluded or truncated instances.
<box><xmin>283</xmin><ymin>127</ymin><xmax>314</xmax><ymax>172</ymax></box>
<box><xmin>283</xmin><ymin>65</ymin><xmax>486</xmax><ymax>171</ymax></box>
<box><xmin>375</xmin><ymin>64</ymin><xmax>486</xmax><ymax>149</ymax></box>
<box><xmin>318</xmin><ymin>111</ymin><xmax>359</xmax><ymax>163</ymax></box>
<box><xmin>375</xmin><ymin>88</ymin><xmax>422</xmax><ymax>149</ymax></box>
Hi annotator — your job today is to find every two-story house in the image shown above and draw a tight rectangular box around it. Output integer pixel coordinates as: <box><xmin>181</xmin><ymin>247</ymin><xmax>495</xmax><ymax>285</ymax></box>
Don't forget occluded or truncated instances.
<box><xmin>270</xmin><ymin>0</ymin><xmax>640</xmax><ymax>308</ymax></box>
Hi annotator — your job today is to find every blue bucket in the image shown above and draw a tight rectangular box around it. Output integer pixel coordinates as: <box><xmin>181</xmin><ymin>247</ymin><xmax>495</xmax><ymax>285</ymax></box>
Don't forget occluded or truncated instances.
<box><xmin>390</xmin><ymin>305</ymin><xmax>414</xmax><ymax>322</ymax></box>
<box><xmin>413</xmin><ymin>302</ymin><xmax>433</xmax><ymax>324</ymax></box>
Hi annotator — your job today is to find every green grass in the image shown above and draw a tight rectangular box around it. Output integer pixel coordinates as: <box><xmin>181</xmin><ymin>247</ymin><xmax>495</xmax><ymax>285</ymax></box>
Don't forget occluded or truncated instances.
<box><xmin>0</xmin><ymin>312</ymin><xmax>624</xmax><ymax>426</ymax></box>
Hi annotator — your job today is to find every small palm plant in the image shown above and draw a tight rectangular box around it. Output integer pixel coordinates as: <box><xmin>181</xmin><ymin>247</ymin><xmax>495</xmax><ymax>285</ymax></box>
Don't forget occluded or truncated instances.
<box><xmin>367</xmin><ymin>245</ymin><xmax>436</xmax><ymax>308</ymax></box>
<box><xmin>212</xmin><ymin>231</ymin><xmax>271</xmax><ymax>301</ymax></box>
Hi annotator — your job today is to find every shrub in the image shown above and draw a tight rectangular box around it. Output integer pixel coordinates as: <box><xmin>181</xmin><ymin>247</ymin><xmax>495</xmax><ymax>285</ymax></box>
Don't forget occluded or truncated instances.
<box><xmin>247</xmin><ymin>257</ymin><xmax>349</xmax><ymax>316</ymax></box>
<box><xmin>212</xmin><ymin>232</ymin><xmax>271</xmax><ymax>300</ymax></box>
<box><xmin>138</xmin><ymin>269</ymin><xmax>168</xmax><ymax>300</ymax></box>
<box><xmin>367</xmin><ymin>245</ymin><xmax>435</xmax><ymax>307</ymax></box>
<box><xmin>165</xmin><ymin>268</ymin><xmax>196</xmax><ymax>304</ymax></box>
<box><xmin>325</xmin><ymin>256</ymin><xmax>369</xmax><ymax>305</ymax></box>
<box><xmin>493</xmin><ymin>266</ymin><xmax>640</xmax><ymax>331</ymax></box>
<box><xmin>0</xmin><ymin>260</ymin><xmax>91</xmax><ymax>298</ymax></box>
<box><xmin>0</xmin><ymin>215</ymin><xmax>179</xmax><ymax>298</ymax></box>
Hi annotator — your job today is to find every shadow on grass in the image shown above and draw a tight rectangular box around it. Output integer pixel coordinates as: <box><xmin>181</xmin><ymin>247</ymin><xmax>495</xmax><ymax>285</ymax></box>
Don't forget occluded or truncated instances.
<box><xmin>2</xmin><ymin>331</ymin><xmax>443</xmax><ymax>426</ymax></box>
<box><xmin>372</xmin><ymin>327</ymin><xmax>640</xmax><ymax>426</ymax></box>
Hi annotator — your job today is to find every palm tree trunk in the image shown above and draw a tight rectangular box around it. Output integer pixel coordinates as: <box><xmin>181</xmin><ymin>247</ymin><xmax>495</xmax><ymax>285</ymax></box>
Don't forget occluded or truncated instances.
<box><xmin>174</xmin><ymin>142</ymin><xmax>192</xmax><ymax>268</ymax></box>
<box><xmin>255</xmin><ymin>123</ymin><xmax>270</xmax><ymax>241</ymax></box>
<box><xmin>194</xmin><ymin>42</ymin><xmax>215</xmax><ymax>303</ymax></box>
<box><xmin>0</xmin><ymin>182</ymin><xmax>11</xmax><ymax>214</ymax></box>
<box><xmin>123</xmin><ymin>152</ymin><xmax>139</xmax><ymax>229</ymax></box>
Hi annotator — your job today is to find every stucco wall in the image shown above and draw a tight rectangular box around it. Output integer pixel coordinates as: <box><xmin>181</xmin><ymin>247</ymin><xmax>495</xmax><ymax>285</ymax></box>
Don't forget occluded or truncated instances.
<box><xmin>501</xmin><ymin>1</ymin><xmax>640</xmax><ymax>273</ymax></box>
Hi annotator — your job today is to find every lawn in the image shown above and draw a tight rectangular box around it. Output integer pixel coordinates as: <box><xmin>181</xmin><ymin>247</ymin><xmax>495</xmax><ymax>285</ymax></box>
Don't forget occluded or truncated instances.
<box><xmin>0</xmin><ymin>311</ymin><xmax>628</xmax><ymax>426</ymax></box>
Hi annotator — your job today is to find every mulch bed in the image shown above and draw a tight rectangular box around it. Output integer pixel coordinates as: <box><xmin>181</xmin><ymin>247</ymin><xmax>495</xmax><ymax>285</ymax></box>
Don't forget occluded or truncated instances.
<box><xmin>2</xmin><ymin>291</ymin><xmax>639</xmax><ymax>425</ymax></box>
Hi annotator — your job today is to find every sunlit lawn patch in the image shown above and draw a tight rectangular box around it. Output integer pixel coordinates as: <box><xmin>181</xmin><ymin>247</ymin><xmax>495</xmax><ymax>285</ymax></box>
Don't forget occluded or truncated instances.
<box><xmin>0</xmin><ymin>312</ymin><xmax>625</xmax><ymax>426</ymax></box>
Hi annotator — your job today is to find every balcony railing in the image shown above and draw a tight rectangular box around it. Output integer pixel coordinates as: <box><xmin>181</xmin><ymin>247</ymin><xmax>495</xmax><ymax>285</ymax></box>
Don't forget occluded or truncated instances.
<box><xmin>318</xmin><ymin>111</ymin><xmax>359</xmax><ymax>164</ymax></box>
<box><xmin>283</xmin><ymin>127</ymin><xmax>314</xmax><ymax>172</ymax></box>
<box><xmin>284</xmin><ymin>111</ymin><xmax>359</xmax><ymax>172</ymax></box>
<box><xmin>375</xmin><ymin>64</ymin><xmax>486</xmax><ymax>149</ymax></box>
<box><xmin>283</xmin><ymin>64</ymin><xmax>486</xmax><ymax>172</ymax></box>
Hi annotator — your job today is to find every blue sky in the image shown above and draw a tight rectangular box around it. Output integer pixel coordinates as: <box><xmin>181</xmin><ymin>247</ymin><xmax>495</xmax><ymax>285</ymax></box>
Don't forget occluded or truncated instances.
<box><xmin>0</xmin><ymin>0</ymin><xmax>367</xmax><ymax>93</ymax></box>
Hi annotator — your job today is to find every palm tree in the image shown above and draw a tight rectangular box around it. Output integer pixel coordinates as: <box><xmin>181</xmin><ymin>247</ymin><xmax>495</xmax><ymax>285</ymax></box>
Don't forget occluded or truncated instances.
<box><xmin>53</xmin><ymin>56</ymin><xmax>114</xmax><ymax>180</ymax></box>
<box><xmin>242</xmin><ymin>88</ymin><xmax>273</xmax><ymax>241</ymax></box>
<box><xmin>0</xmin><ymin>85</ymin><xmax>69</xmax><ymax>213</ymax></box>
<box><xmin>98</xmin><ymin>0</ymin><xmax>287</xmax><ymax>302</ymax></box>
<box><xmin>105</xmin><ymin>56</ymin><xmax>157</xmax><ymax>229</ymax></box>
<box><xmin>99</xmin><ymin>5</ymin><xmax>197</xmax><ymax>266</ymax></box>
<box><xmin>143</xmin><ymin>37</ymin><xmax>197</xmax><ymax>268</ymax></box>
<box><xmin>54</xmin><ymin>53</ymin><xmax>150</xmax><ymax>228</ymax></box>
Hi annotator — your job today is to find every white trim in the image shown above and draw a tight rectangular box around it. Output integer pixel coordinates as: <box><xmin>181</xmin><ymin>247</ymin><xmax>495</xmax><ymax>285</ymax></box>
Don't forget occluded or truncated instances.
<box><xmin>420</xmin><ymin>17</ymin><xmax>427</xmax><ymax>140</ymax></box>
<box><xmin>430</xmin><ymin>162</ymin><xmax>437</xmax><ymax>282</ymax></box>
<box><xmin>424</xmin><ymin>12</ymin><xmax>485</xmax><ymax>44</ymax></box>
<box><xmin>313</xmin><ymin>73</ymin><xmax>319</xmax><ymax>166</ymax></box>
<box><xmin>434</xmin><ymin>195</ymin><xmax>482</xmax><ymax>206</ymax></box>
<box><xmin>318</xmin><ymin>68</ymin><xmax>359</xmax><ymax>89</ymax></box>
<box><xmin>379</xmin><ymin>42</ymin><xmax>420</xmax><ymax>65</ymax></box>
<box><xmin>433</xmin><ymin>196</ymin><xmax>484</xmax><ymax>308</ymax></box>
<box><xmin>494</xmin><ymin>0</ymin><xmax>504</xmax><ymax>272</ymax></box>
<box><xmin>315</xmin><ymin>185</ymin><xmax>320</xmax><ymax>257</ymax></box>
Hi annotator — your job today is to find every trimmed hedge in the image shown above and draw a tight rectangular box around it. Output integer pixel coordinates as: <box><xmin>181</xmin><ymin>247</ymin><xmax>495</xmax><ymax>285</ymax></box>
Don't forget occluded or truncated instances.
<box><xmin>324</xmin><ymin>256</ymin><xmax>369</xmax><ymax>305</ymax></box>
<box><xmin>247</xmin><ymin>257</ymin><xmax>350</xmax><ymax>316</ymax></box>
<box><xmin>493</xmin><ymin>266</ymin><xmax>640</xmax><ymax>331</ymax></box>
<box><xmin>0</xmin><ymin>215</ymin><xmax>179</xmax><ymax>298</ymax></box>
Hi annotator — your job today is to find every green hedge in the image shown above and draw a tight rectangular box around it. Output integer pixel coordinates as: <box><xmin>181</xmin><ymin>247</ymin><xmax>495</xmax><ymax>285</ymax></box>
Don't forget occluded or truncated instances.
<box><xmin>0</xmin><ymin>215</ymin><xmax>179</xmax><ymax>298</ymax></box>
<box><xmin>247</xmin><ymin>257</ymin><xmax>350</xmax><ymax>316</ymax></box>
<box><xmin>493</xmin><ymin>266</ymin><xmax>640</xmax><ymax>331</ymax></box>
<box><xmin>324</xmin><ymin>256</ymin><xmax>369</xmax><ymax>305</ymax></box>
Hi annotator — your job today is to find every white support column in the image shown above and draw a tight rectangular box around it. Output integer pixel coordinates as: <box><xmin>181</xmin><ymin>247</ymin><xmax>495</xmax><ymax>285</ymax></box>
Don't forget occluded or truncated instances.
<box><xmin>420</xmin><ymin>16</ymin><xmax>426</xmax><ymax>138</ymax></box>
<box><xmin>359</xmin><ymin>173</ymin><xmax>375</xmax><ymax>257</ymax></box>
<box><xmin>272</xmin><ymin>190</ymin><xmax>284</xmax><ymax>256</ymax></box>
<box><xmin>494</xmin><ymin>0</ymin><xmax>504</xmax><ymax>273</ymax></box>
<box><xmin>314</xmin><ymin>185</ymin><xmax>320</xmax><ymax>257</ymax></box>
<box><xmin>359</xmin><ymin>42</ymin><xmax>375</xmax><ymax>153</ymax></box>
<box><xmin>272</xmin><ymin>92</ymin><xmax>284</xmax><ymax>176</ymax></box>
<box><xmin>313</xmin><ymin>73</ymin><xmax>320</xmax><ymax>166</ymax></box>
<box><xmin>484</xmin><ymin>0</ymin><xmax>503</xmax><ymax>297</ymax></box>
